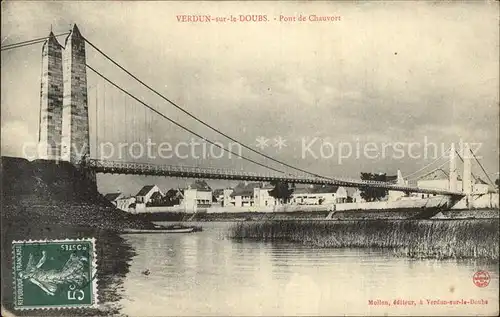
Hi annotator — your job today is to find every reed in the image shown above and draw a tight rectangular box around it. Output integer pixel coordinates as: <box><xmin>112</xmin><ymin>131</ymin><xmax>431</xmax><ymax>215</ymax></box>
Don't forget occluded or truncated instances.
<box><xmin>229</xmin><ymin>219</ymin><xmax>499</xmax><ymax>260</ymax></box>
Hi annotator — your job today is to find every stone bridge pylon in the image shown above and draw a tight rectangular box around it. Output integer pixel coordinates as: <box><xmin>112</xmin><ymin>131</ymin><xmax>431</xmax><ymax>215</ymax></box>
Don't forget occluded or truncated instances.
<box><xmin>37</xmin><ymin>24</ymin><xmax>90</xmax><ymax>165</ymax></box>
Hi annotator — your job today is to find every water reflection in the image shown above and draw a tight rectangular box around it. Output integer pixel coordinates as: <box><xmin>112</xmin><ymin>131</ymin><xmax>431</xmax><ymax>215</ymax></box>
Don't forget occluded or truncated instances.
<box><xmin>120</xmin><ymin>222</ymin><xmax>498</xmax><ymax>316</ymax></box>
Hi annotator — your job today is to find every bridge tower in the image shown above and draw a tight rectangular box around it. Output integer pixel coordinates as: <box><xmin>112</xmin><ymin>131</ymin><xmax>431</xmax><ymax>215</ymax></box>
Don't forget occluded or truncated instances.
<box><xmin>462</xmin><ymin>143</ymin><xmax>473</xmax><ymax>192</ymax></box>
<box><xmin>60</xmin><ymin>24</ymin><xmax>90</xmax><ymax>164</ymax></box>
<box><xmin>449</xmin><ymin>143</ymin><xmax>458</xmax><ymax>192</ymax></box>
<box><xmin>37</xmin><ymin>32</ymin><xmax>64</xmax><ymax>160</ymax></box>
<box><xmin>37</xmin><ymin>24</ymin><xmax>90</xmax><ymax>165</ymax></box>
<box><xmin>461</xmin><ymin>142</ymin><xmax>474</xmax><ymax>208</ymax></box>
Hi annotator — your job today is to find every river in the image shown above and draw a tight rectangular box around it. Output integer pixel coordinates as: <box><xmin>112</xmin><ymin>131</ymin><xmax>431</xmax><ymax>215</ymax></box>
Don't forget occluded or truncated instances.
<box><xmin>118</xmin><ymin>222</ymin><xmax>498</xmax><ymax>316</ymax></box>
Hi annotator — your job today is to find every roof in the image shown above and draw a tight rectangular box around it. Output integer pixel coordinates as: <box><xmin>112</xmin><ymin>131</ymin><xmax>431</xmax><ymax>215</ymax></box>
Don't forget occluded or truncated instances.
<box><xmin>213</xmin><ymin>189</ymin><xmax>224</xmax><ymax>196</ymax></box>
<box><xmin>230</xmin><ymin>182</ymin><xmax>262</xmax><ymax>197</ymax></box>
<box><xmin>104</xmin><ymin>193</ymin><xmax>122</xmax><ymax>201</ymax></box>
<box><xmin>293</xmin><ymin>184</ymin><xmax>339</xmax><ymax>195</ymax></box>
<box><xmin>136</xmin><ymin>185</ymin><xmax>156</xmax><ymax>196</ymax></box>
<box><xmin>190</xmin><ymin>180</ymin><xmax>212</xmax><ymax>192</ymax></box>
<box><xmin>150</xmin><ymin>191</ymin><xmax>163</xmax><ymax>200</ymax></box>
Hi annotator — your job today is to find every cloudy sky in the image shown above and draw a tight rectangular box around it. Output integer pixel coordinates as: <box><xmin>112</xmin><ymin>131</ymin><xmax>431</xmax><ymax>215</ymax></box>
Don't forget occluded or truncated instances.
<box><xmin>1</xmin><ymin>1</ymin><xmax>498</xmax><ymax>195</ymax></box>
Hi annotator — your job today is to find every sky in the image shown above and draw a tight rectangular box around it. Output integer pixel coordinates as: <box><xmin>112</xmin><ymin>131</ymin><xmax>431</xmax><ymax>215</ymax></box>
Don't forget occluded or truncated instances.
<box><xmin>1</xmin><ymin>1</ymin><xmax>499</xmax><ymax>195</ymax></box>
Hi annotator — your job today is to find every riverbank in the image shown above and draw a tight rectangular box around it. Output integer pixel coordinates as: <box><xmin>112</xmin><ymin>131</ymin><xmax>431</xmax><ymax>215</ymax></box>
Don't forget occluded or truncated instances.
<box><xmin>1</xmin><ymin>157</ymin><xmax>155</xmax><ymax>315</ymax></box>
<box><xmin>132</xmin><ymin>207</ymin><xmax>499</xmax><ymax>223</ymax></box>
<box><xmin>229</xmin><ymin>219</ymin><xmax>499</xmax><ymax>260</ymax></box>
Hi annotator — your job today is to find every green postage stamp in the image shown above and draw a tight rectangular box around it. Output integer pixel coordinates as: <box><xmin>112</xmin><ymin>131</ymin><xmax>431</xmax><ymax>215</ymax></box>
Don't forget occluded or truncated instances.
<box><xmin>12</xmin><ymin>238</ymin><xmax>98</xmax><ymax>310</ymax></box>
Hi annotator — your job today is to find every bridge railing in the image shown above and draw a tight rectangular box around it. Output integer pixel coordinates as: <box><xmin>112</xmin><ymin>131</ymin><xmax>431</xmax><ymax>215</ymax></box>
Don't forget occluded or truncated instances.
<box><xmin>86</xmin><ymin>159</ymin><xmax>462</xmax><ymax>195</ymax></box>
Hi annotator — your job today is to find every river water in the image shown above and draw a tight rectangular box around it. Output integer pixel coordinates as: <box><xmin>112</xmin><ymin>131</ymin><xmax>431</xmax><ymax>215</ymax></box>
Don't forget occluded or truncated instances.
<box><xmin>118</xmin><ymin>222</ymin><xmax>498</xmax><ymax>316</ymax></box>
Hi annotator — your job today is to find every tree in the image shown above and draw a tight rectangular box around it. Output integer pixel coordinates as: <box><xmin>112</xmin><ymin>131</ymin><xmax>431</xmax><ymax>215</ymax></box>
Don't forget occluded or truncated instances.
<box><xmin>269</xmin><ymin>181</ymin><xmax>295</xmax><ymax>204</ymax></box>
<box><xmin>162</xmin><ymin>189</ymin><xmax>181</xmax><ymax>206</ymax></box>
<box><xmin>496</xmin><ymin>178</ymin><xmax>500</xmax><ymax>191</ymax></box>
<box><xmin>359</xmin><ymin>172</ymin><xmax>389</xmax><ymax>202</ymax></box>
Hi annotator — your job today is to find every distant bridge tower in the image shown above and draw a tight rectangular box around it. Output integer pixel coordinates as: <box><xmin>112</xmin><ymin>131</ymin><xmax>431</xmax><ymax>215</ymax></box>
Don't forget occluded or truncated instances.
<box><xmin>37</xmin><ymin>32</ymin><xmax>64</xmax><ymax>160</ymax></box>
<box><xmin>37</xmin><ymin>24</ymin><xmax>90</xmax><ymax>164</ymax></box>
<box><xmin>449</xmin><ymin>143</ymin><xmax>458</xmax><ymax>192</ymax></box>
<box><xmin>462</xmin><ymin>143</ymin><xmax>473</xmax><ymax>195</ymax></box>
<box><xmin>60</xmin><ymin>24</ymin><xmax>90</xmax><ymax>164</ymax></box>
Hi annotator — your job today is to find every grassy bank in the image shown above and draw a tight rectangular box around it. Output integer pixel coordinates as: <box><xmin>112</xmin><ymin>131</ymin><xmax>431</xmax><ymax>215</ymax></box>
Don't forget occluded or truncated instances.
<box><xmin>229</xmin><ymin>219</ymin><xmax>499</xmax><ymax>260</ymax></box>
<box><xmin>1</xmin><ymin>157</ymin><xmax>156</xmax><ymax>315</ymax></box>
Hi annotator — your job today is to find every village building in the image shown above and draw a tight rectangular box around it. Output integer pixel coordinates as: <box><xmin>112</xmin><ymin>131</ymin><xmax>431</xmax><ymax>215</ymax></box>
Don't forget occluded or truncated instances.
<box><xmin>222</xmin><ymin>182</ymin><xmax>277</xmax><ymax>207</ymax></box>
<box><xmin>104</xmin><ymin>192</ymin><xmax>123</xmax><ymax>206</ymax></box>
<box><xmin>135</xmin><ymin>185</ymin><xmax>163</xmax><ymax>204</ymax></box>
<box><xmin>291</xmin><ymin>185</ymin><xmax>349</xmax><ymax>205</ymax></box>
<box><xmin>181</xmin><ymin>180</ymin><xmax>213</xmax><ymax>212</ymax></box>
<box><xmin>104</xmin><ymin>192</ymin><xmax>135</xmax><ymax>211</ymax></box>
<box><xmin>230</xmin><ymin>182</ymin><xmax>260</xmax><ymax>207</ymax></box>
<box><xmin>348</xmin><ymin>188</ymin><xmax>364</xmax><ymax>203</ymax></box>
<box><xmin>253</xmin><ymin>183</ymin><xmax>276</xmax><ymax>207</ymax></box>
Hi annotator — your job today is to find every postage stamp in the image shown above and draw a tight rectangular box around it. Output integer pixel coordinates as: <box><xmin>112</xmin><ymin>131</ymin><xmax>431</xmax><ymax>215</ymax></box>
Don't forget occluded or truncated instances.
<box><xmin>12</xmin><ymin>238</ymin><xmax>98</xmax><ymax>310</ymax></box>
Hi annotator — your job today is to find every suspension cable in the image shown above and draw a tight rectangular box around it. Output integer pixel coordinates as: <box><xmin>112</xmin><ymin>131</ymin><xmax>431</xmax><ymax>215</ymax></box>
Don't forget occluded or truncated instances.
<box><xmin>86</xmin><ymin>63</ymin><xmax>286</xmax><ymax>174</ymax></box>
<box><xmin>84</xmin><ymin>38</ymin><xmax>329</xmax><ymax>179</ymax></box>
<box><xmin>1</xmin><ymin>32</ymin><xmax>70</xmax><ymax>51</ymax></box>
<box><xmin>468</xmin><ymin>147</ymin><xmax>496</xmax><ymax>186</ymax></box>
<box><xmin>455</xmin><ymin>149</ymin><xmax>481</xmax><ymax>183</ymax></box>
<box><xmin>406</xmin><ymin>159</ymin><xmax>450</xmax><ymax>182</ymax></box>
<box><xmin>404</xmin><ymin>147</ymin><xmax>450</xmax><ymax>179</ymax></box>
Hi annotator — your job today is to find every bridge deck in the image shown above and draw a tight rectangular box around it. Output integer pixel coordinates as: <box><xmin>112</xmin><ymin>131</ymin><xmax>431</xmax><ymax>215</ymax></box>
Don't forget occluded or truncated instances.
<box><xmin>86</xmin><ymin>159</ymin><xmax>464</xmax><ymax>196</ymax></box>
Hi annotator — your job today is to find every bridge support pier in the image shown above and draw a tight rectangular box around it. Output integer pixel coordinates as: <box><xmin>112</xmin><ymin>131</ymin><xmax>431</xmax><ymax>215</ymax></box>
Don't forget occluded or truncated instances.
<box><xmin>38</xmin><ymin>32</ymin><xmax>64</xmax><ymax>161</ymax></box>
<box><xmin>449</xmin><ymin>143</ymin><xmax>458</xmax><ymax>192</ymax></box>
<box><xmin>37</xmin><ymin>24</ymin><xmax>95</xmax><ymax>185</ymax></box>
<box><xmin>38</xmin><ymin>24</ymin><xmax>90</xmax><ymax>166</ymax></box>
<box><xmin>462</xmin><ymin>143</ymin><xmax>473</xmax><ymax>208</ymax></box>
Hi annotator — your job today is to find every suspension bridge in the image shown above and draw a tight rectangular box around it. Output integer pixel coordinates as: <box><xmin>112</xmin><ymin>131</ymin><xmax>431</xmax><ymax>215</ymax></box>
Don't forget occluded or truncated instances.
<box><xmin>2</xmin><ymin>25</ymin><xmax>497</xmax><ymax>200</ymax></box>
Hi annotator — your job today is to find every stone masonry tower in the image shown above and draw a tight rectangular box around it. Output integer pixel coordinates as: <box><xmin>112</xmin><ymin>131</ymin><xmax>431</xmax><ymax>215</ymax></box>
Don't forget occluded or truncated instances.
<box><xmin>38</xmin><ymin>24</ymin><xmax>90</xmax><ymax>164</ymax></box>
<box><xmin>60</xmin><ymin>24</ymin><xmax>90</xmax><ymax>164</ymax></box>
<box><xmin>38</xmin><ymin>32</ymin><xmax>64</xmax><ymax>160</ymax></box>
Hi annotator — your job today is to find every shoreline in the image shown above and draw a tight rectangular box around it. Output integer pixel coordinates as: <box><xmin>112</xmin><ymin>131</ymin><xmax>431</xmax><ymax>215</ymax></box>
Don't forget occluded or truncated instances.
<box><xmin>132</xmin><ymin>207</ymin><xmax>499</xmax><ymax>222</ymax></box>
<box><xmin>228</xmin><ymin>218</ymin><xmax>500</xmax><ymax>261</ymax></box>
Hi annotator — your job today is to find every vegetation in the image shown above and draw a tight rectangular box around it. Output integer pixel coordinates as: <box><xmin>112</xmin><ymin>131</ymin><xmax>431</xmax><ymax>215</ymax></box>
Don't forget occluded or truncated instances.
<box><xmin>359</xmin><ymin>172</ymin><xmax>389</xmax><ymax>201</ymax></box>
<box><xmin>269</xmin><ymin>181</ymin><xmax>295</xmax><ymax>204</ymax></box>
<box><xmin>229</xmin><ymin>219</ymin><xmax>499</xmax><ymax>260</ymax></box>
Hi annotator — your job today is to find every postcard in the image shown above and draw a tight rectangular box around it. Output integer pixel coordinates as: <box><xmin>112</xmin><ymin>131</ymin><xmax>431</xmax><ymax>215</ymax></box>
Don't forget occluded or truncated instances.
<box><xmin>1</xmin><ymin>1</ymin><xmax>498</xmax><ymax>316</ymax></box>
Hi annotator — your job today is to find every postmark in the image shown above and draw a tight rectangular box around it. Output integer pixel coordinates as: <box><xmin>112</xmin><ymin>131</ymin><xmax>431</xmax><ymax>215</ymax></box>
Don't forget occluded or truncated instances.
<box><xmin>12</xmin><ymin>238</ymin><xmax>98</xmax><ymax>310</ymax></box>
<box><xmin>473</xmin><ymin>271</ymin><xmax>490</xmax><ymax>288</ymax></box>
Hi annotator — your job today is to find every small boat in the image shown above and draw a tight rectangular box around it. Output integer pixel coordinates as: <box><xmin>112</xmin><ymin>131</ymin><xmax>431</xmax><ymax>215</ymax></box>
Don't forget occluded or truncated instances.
<box><xmin>122</xmin><ymin>225</ymin><xmax>195</xmax><ymax>234</ymax></box>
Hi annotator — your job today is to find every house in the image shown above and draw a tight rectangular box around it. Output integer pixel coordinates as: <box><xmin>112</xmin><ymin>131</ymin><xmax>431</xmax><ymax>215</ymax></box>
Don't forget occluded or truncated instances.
<box><xmin>163</xmin><ymin>188</ymin><xmax>184</xmax><ymax>206</ymax></box>
<box><xmin>104</xmin><ymin>192</ymin><xmax>135</xmax><ymax>211</ymax></box>
<box><xmin>189</xmin><ymin>180</ymin><xmax>213</xmax><ymax>207</ymax></box>
<box><xmin>253</xmin><ymin>183</ymin><xmax>276</xmax><ymax>207</ymax></box>
<box><xmin>116</xmin><ymin>196</ymin><xmax>136</xmax><ymax>212</ymax></box>
<box><xmin>229</xmin><ymin>182</ymin><xmax>260</xmax><ymax>207</ymax></box>
<box><xmin>181</xmin><ymin>180</ymin><xmax>213</xmax><ymax>211</ymax></box>
<box><xmin>346</xmin><ymin>188</ymin><xmax>364</xmax><ymax>203</ymax></box>
<box><xmin>148</xmin><ymin>191</ymin><xmax>164</xmax><ymax>206</ymax></box>
<box><xmin>135</xmin><ymin>185</ymin><xmax>163</xmax><ymax>204</ymax></box>
<box><xmin>104</xmin><ymin>192</ymin><xmax>123</xmax><ymax>206</ymax></box>
<box><xmin>224</xmin><ymin>182</ymin><xmax>275</xmax><ymax>207</ymax></box>
<box><xmin>291</xmin><ymin>185</ymin><xmax>348</xmax><ymax>205</ymax></box>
